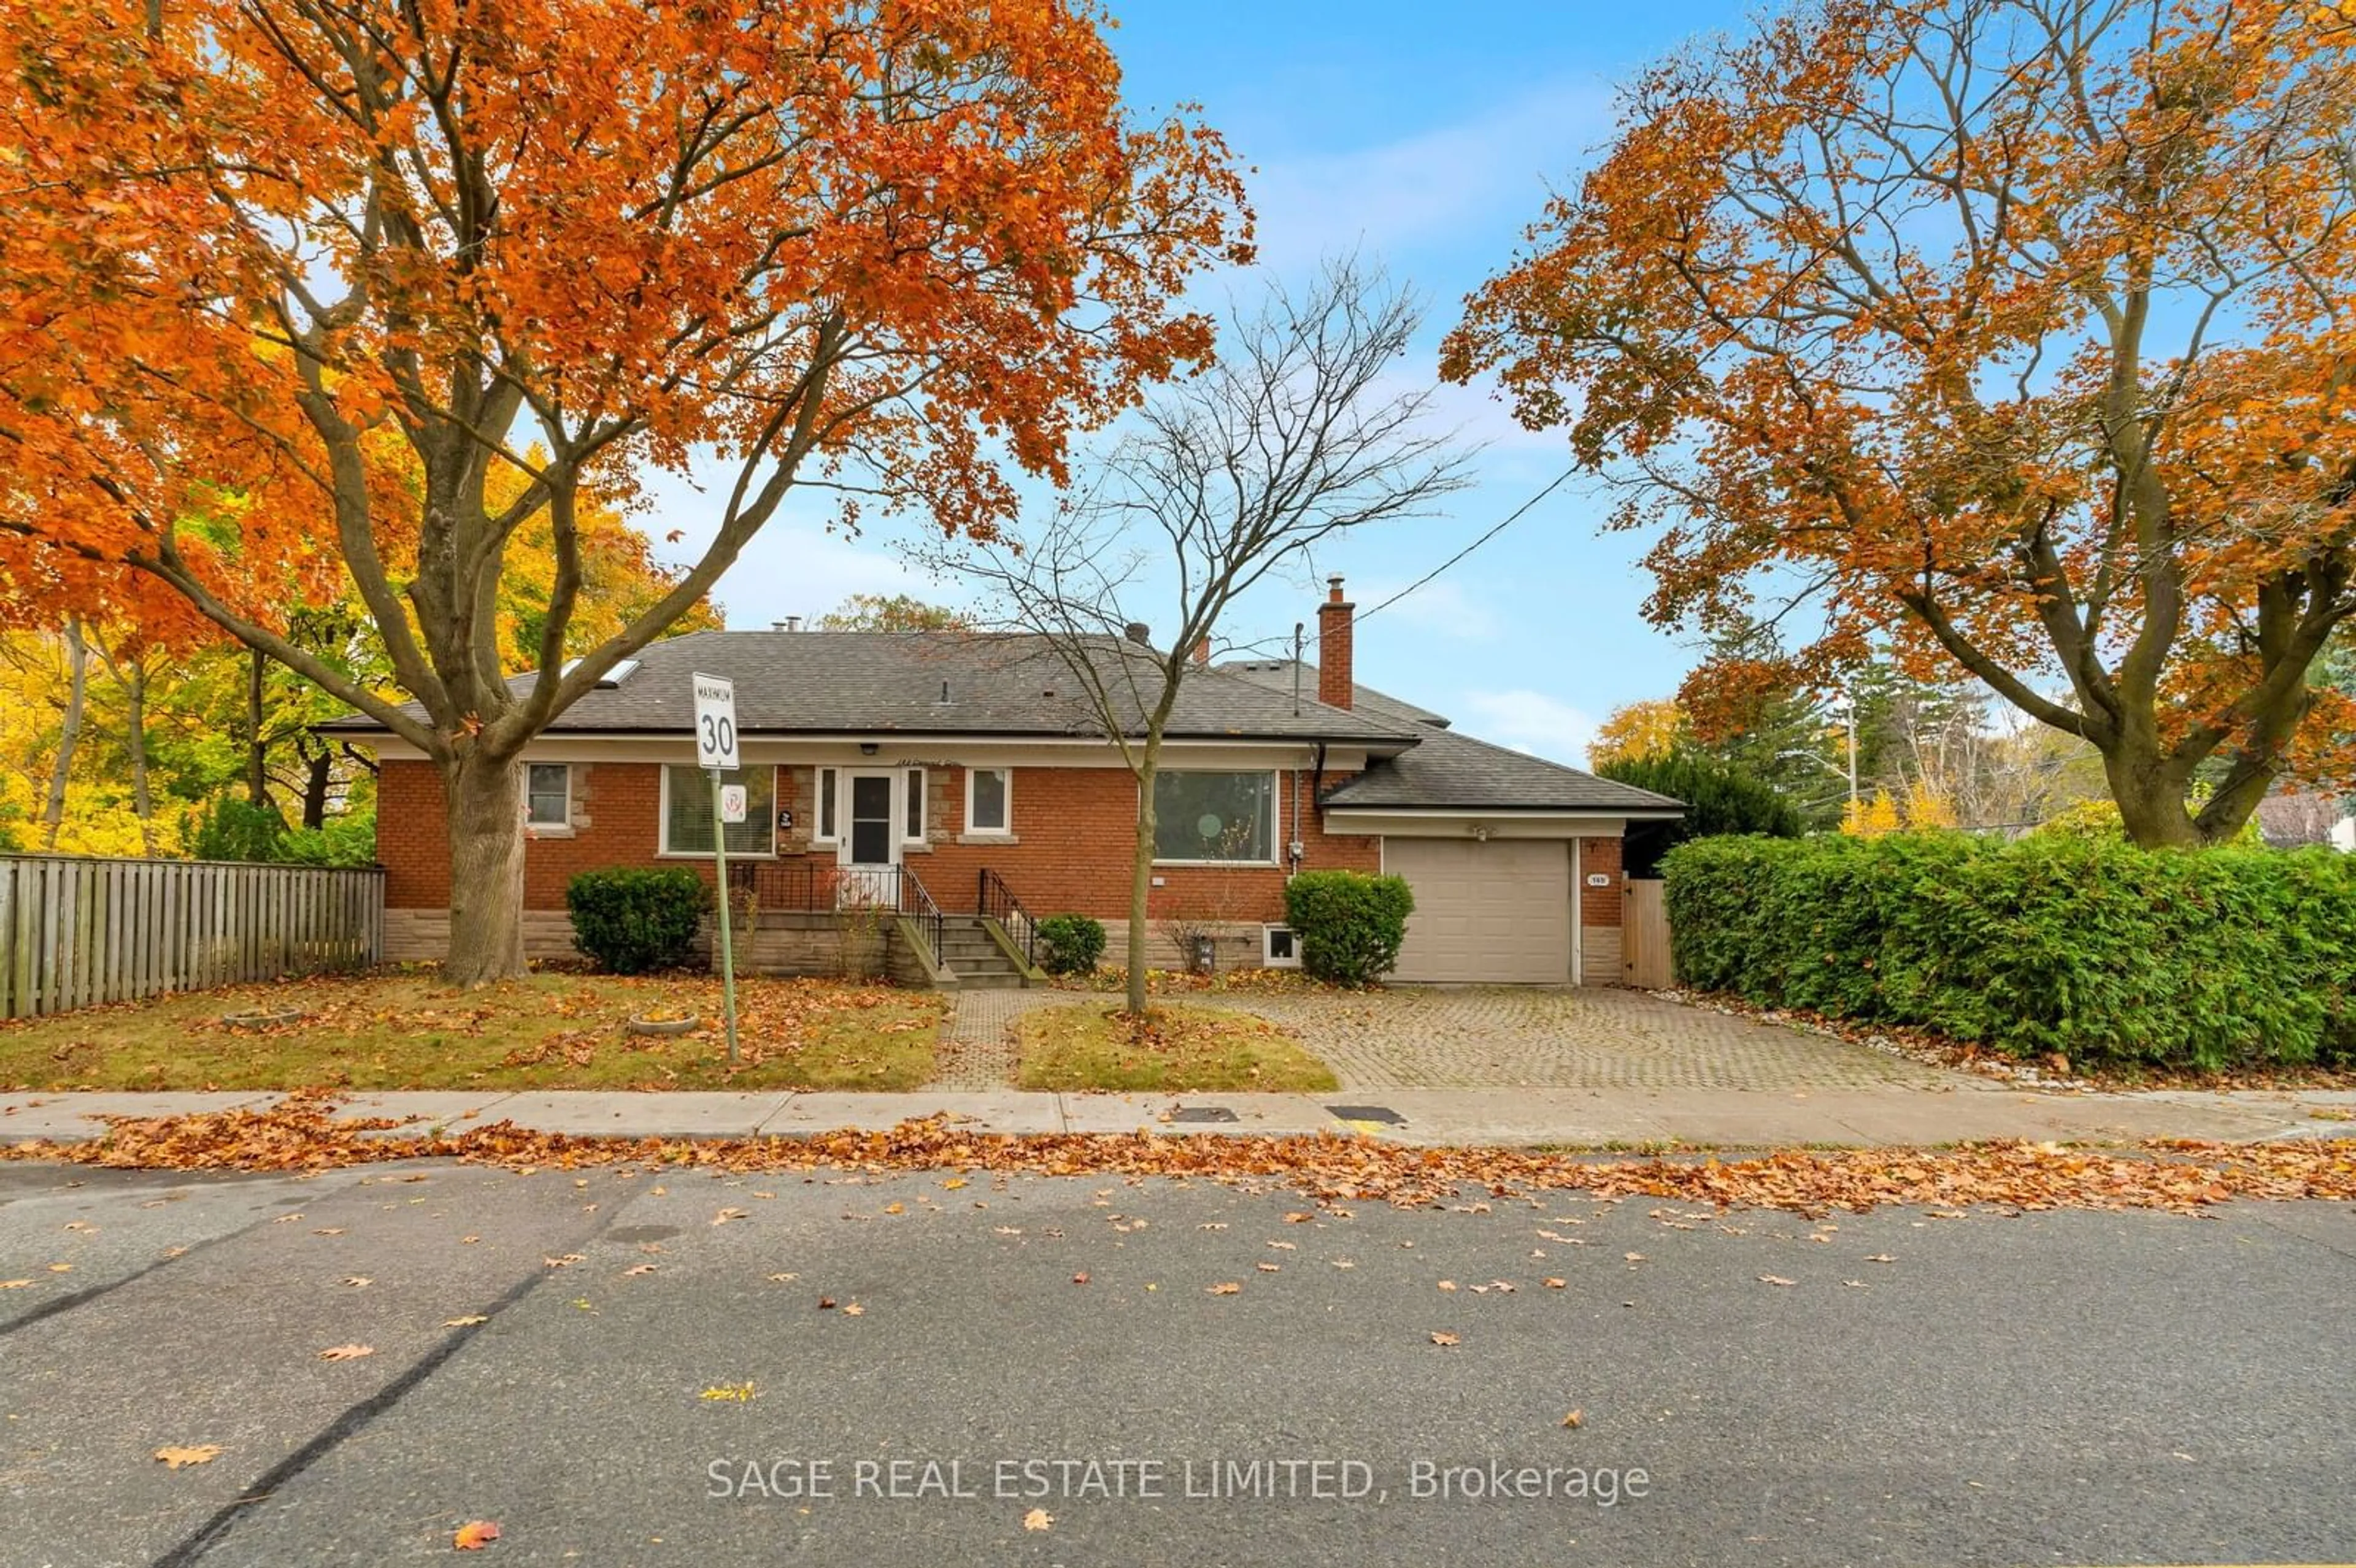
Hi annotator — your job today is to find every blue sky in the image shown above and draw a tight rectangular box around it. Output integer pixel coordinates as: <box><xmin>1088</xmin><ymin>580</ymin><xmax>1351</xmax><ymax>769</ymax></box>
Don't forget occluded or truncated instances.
<box><xmin>645</xmin><ymin>2</ymin><xmax>1747</xmax><ymax>766</ymax></box>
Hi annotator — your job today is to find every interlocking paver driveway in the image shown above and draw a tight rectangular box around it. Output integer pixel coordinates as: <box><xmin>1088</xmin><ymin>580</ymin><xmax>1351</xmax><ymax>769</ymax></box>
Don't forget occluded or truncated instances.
<box><xmin>942</xmin><ymin>986</ymin><xmax>1962</xmax><ymax>1092</ymax></box>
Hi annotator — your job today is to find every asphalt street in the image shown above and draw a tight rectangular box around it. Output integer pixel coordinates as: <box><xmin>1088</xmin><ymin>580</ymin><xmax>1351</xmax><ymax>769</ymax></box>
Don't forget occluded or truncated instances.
<box><xmin>1</xmin><ymin>1158</ymin><xmax>2350</xmax><ymax>1567</ymax></box>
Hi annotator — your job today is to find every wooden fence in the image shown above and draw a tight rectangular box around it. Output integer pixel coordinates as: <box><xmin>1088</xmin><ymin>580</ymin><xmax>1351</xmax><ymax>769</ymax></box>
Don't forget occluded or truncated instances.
<box><xmin>0</xmin><ymin>854</ymin><xmax>384</xmax><ymax>1020</ymax></box>
<box><xmin>1623</xmin><ymin>877</ymin><xmax>1674</xmax><ymax>989</ymax></box>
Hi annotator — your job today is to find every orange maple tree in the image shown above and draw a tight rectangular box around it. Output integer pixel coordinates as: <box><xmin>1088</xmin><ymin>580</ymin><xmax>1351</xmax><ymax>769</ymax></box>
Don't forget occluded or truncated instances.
<box><xmin>1446</xmin><ymin>0</ymin><xmax>2356</xmax><ymax>847</ymax></box>
<box><xmin>0</xmin><ymin>0</ymin><xmax>1247</xmax><ymax>978</ymax></box>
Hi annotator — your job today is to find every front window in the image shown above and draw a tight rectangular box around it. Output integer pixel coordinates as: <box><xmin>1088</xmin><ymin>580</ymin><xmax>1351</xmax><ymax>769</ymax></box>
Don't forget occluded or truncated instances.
<box><xmin>663</xmin><ymin>764</ymin><xmax>776</xmax><ymax>856</ymax></box>
<box><xmin>1152</xmin><ymin>771</ymin><xmax>1276</xmax><ymax>863</ymax></box>
<box><xmin>525</xmin><ymin>764</ymin><xmax>569</xmax><ymax>829</ymax></box>
<box><xmin>904</xmin><ymin>767</ymin><xmax>927</xmax><ymax>843</ymax></box>
<box><xmin>967</xmin><ymin>767</ymin><xmax>1011</xmax><ymax>834</ymax></box>
<box><xmin>815</xmin><ymin>767</ymin><xmax>838</xmax><ymax>843</ymax></box>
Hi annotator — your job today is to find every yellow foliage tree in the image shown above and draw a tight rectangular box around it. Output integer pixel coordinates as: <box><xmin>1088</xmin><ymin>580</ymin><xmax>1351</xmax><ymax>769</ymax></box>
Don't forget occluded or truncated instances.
<box><xmin>1590</xmin><ymin>699</ymin><xmax>1687</xmax><ymax>767</ymax></box>
<box><xmin>1903</xmin><ymin>780</ymin><xmax>1958</xmax><ymax>831</ymax></box>
<box><xmin>1840</xmin><ymin>790</ymin><xmax>1904</xmax><ymax>839</ymax></box>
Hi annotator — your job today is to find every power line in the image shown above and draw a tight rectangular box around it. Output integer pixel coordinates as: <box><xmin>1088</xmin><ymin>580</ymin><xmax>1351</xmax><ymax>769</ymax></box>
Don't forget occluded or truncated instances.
<box><xmin>1355</xmin><ymin>467</ymin><xmax>1576</xmax><ymax>624</ymax></box>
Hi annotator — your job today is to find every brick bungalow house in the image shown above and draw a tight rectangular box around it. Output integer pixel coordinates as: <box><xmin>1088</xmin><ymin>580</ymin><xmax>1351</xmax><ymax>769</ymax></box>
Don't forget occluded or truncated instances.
<box><xmin>329</xmin><ymin>581</ymin><xmax>1681</xmax><ymax>986</ymax></box>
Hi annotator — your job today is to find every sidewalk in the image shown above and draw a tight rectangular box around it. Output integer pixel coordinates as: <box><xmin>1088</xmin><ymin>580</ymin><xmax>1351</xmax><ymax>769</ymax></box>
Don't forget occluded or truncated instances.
<box><xmin>4</xmin><ymin>1084</ymin><xmax>2350</xmax><ymax>1150</ymax></box>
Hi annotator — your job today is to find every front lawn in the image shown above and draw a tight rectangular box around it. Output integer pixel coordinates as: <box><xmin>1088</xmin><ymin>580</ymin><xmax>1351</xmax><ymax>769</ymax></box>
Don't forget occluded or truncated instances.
<box><xmin>1014</xmin><ymin>1003</ymin><xmax>1338</xmax><ymax>1093</ymax></box>
<box><xmin>0</xmin><ymin>970</ymin><xmax>945</xmax><ymax>1093</ymax></box>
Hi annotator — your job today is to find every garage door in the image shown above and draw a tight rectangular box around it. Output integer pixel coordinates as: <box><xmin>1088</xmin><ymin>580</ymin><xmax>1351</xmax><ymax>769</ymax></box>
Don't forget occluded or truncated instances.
<box><xmin>1384</xmin><ymin>837</ymin><xmax>1573</xmax><ymax>984</ymax></box>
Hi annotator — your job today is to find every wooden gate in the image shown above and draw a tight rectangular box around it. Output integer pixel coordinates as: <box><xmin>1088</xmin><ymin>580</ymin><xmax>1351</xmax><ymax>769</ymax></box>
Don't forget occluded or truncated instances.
<box><xmin>1622</xmin><ymin>878</ymin><xmax>1674</xmax><ymax>989</ymax></box>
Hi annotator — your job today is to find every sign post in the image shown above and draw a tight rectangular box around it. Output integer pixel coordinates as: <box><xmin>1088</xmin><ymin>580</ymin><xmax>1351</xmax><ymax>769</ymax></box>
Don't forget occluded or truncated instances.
<box><xmin>691</xmin><ymin>672</ymin><xmax>742</xmax><ymax>1064</ymax></box>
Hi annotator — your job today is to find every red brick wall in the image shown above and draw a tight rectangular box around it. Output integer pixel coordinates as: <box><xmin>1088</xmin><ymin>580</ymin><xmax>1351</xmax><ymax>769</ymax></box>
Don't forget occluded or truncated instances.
<box><xmin>1579</xmin><ymin>836</ymin><xmax>1623</xmax><ymax>928</ymax></box>
<box><xmin>378</xmin><ymin>758</ymin><xmax>664</xmax><ymax>912</ymax></box>
<box><xmin>376</xmin><ymin>758</ymin><xmax>1383</xmax><ymax>923</ymax></box>
<box><xmin>376</xmin><ymin>761</ymin><xmax>451</xmax><ymax>909</ymax></box>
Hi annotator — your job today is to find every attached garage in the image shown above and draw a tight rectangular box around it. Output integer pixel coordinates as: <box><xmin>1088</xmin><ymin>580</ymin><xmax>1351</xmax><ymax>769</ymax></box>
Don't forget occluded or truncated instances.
<box><xmin>1383</xmin><ymin>837</ymin><xmax>1573</xmax><ymax>984</ymax></box>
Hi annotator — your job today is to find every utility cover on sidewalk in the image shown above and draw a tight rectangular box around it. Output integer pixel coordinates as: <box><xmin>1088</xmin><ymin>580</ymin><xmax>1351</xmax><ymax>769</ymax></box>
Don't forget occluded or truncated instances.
<box><xmin>1168</xmin><ymin>1106</ymin><xmax>1239</xmax><ymax>1123</ymax></box>
<box><xmin>1325</xmin><ymin>1104</ymin><xmax>1406</xmax><ymax>1126</ymax></box>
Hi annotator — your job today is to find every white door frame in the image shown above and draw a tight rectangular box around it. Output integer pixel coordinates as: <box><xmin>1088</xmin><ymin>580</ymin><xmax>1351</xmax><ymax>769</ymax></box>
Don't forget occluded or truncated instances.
<box><xmin>835</xmin><ymin>769</ymin><xmax>905</xmax><ymax>870</ymax></box>
<box><xmin>1569</xmin><ymin>836</ymin><xmax>1584</xmax><ymax>987</ymax></box>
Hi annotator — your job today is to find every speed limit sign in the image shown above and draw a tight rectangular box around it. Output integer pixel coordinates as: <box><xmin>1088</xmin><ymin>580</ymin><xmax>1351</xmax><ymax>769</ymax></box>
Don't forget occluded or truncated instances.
<box><xmin>691</xmin><ymin>672</ymin><xmax>738</xmax><ymax>771</ymax></box>
<box><xmin>691</xmin><ymin>671</ymin><xmax>744</xmax><ymax>1065</ymax></box>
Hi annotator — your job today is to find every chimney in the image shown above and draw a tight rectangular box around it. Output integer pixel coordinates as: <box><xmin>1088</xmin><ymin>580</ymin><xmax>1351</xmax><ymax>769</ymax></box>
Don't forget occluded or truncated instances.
<box><xmin>772</xmin><ymin>616</ymin><xmax>801</xmax><ymax>632</ymax></box>
<box><xmin>1192</xmin><ymin>634</ymin><xmax>1212</xmax><ymax>666</ymax></box>
<box><xmin>1123</xmin><ymin>621</ymin><xmax>1152</xmax><ymax>647</ymax></box>
<box><xmin>1317</xmin><ymin>575</ymin><xmax>1353</xmax><ymax>709</ymax></box>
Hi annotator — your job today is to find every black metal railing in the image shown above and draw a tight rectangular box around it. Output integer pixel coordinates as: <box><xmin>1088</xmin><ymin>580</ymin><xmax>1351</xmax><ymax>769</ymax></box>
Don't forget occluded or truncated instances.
<box><xmin>899</xmin><ymin>865</ymin><xmax>946</xmax><ymax>974</ymax></box>
<box><xmin>727</xmin><ymin>859</ymin><xmax>903</xmax><ymax>913</ymax></box>
<box><xmin>977</xmin><ymin>867</ymin><xmax>1037</xmax><ymax>969</ymax></box>
<box><xmin>726</xmin><ymin>859</ymin><xmax>945</xmax><ymax>972</ymax></box>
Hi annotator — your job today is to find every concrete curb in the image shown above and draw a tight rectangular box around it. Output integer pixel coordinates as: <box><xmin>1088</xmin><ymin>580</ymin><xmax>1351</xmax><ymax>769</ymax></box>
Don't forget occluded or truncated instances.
<box><xmin>4</xmin><ymin>1086</ymin><xmax>2350</xmax><ymax>1150</ymax></box>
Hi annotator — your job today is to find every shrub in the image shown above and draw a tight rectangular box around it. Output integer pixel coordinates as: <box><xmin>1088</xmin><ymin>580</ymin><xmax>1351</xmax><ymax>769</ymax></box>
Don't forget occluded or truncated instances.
<box><xmin>1662</xmin><ymin>832</ymin><xmax>2356</xmax><ymax>1072</ymax></box>
<box><xmin>566</xmin><ymin>866</ymin><xmax>709</xmax><ymax>974</ymax></box>
<box><xmin>1596</xmin><ymin>749</ymin><xmax>1804</xmax><ymax>877</ymax></box>
<box><xmin>277</xmin><ymin>811</ymin><xmax>378</xmax><ymax>868</ymax></box>
<box><xmin>1284</xmin><ymin>870</ymin><xmax>1414</xmax><ymax>986</ymax></box>
<box><xmin>190</xmin><ymin>796</ymin><xmax>287</xmax><ymax>863</ymax></box>
<box><xmin>1034</xmin><ymin>913</ymin><xmax>1107</xmax><ymax>975</ymax></box>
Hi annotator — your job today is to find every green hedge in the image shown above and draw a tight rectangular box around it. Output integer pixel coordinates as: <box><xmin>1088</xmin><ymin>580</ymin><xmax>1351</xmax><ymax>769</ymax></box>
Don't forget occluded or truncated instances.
<box><xmin>1284</xmin><ymin>870</ymin><xmax>1414</xmax><ymax>986</ymax></box>
<box><xmin>566</xmin><ymin>866</ymin><xmax>709</xmax><ymax>975</ymax></box>
<box><xmin>1661</xmin><ymin>833</ymin><xmax>2356</xmax><ymax>1070</ymax></box>
<box><xmin>1034</xmin><ymin>913</ymin><xmax>1107</xmax><ymax>975</ymax></box>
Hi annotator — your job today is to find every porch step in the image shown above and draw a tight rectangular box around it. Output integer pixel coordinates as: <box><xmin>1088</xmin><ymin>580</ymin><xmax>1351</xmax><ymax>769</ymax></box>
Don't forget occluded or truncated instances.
<box><xmin>930</xmin><ymin>915</ymin><xmax>1033</xmax><ymax>989</ymax></box>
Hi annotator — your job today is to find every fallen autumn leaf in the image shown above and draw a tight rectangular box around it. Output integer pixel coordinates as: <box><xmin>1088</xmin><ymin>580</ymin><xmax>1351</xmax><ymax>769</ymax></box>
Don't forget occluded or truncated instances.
<box><xmin>153</xmin><ymin>1445</ymin><xmax>221</xmax><ymax>1469</ymax></box>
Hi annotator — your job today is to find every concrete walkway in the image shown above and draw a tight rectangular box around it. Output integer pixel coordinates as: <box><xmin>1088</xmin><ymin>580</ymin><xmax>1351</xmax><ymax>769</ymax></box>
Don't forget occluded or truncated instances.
<box><xmin>3</xmin><ymin>1083</ymin><xmax>2350</xmax><ymax>1150</ymax></box>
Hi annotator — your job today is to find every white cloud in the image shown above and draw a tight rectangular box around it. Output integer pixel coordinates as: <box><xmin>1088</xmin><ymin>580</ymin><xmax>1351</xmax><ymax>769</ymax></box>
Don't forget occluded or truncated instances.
<box><xmin>1458</xmin><ymin>688</ymin><xmax>1600</xmax><ymax>768</ymax></box>
<box><xmin>1244</xmin><ymin>80</ymin><xmax>1609</xmax><ymax>273</ymax></box>
<box><xmin>631</xmin><ymin>459</ymin><xmax>964</xmax><ymax>630</ymax></box>
<box><xmin>1350</xmin><ymin>577</ymin><xmax>1499</xmax><ymax>641</ymax></box>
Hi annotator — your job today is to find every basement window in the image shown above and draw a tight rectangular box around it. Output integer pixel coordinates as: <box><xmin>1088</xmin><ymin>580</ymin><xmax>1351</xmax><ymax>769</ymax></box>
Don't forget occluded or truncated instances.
<box><xmin>1262</xmin><ymin>925</ymin><xmax>1301</xmax><ymax>969</ymax></box>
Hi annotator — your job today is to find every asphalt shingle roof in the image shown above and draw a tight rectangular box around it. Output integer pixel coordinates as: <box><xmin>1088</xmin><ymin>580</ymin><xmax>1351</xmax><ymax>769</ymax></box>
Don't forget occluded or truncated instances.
<box><xmin>1320</xmin><ymin>726</ymin><xmax>1685</xmax><ymax>814</ymax></box>
<box><xmin>321</xmin><ymin>630</ymin><xmax>1425</xmax><ymax>745</ymax></box>
<box><xmin>1215</xmin><ymin>660</ymin><xmax>1451</xmax><ymax>729</ymax></box>
<box><xmin>327</xmin><ymin>629</ymin><xmax>1682</xmax><ymax>817</ymax></box>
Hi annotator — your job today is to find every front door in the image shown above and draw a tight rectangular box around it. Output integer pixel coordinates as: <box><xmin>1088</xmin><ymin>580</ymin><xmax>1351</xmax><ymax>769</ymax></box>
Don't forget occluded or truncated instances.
<box><xmin>837</xmin><ymin>772</ymin><xmax>899</xmax><ymax>904</ymax></box>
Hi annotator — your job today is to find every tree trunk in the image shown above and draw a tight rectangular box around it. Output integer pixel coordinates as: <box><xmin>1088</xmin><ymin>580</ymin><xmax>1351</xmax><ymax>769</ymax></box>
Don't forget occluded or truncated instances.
<box><xmin>41</xmin><ymin>619</ymin><xmax>88</xmax><ymax>851</ymax></box>
<box><xmin>2103</xmin><ymin>745</ymin><xmax>2203</xmax><ymax>848</ymax></box>
<box><xmin>123</xmin><ymin>661</ymin><xmax>156</xmax><ymax>857</ymax></box>
<box><xmin>244</xmin><ymin>647</ymin><xmax>270</xmax><ymax>808</ymax></box>
<box><xmin>442</xmin><ymin>750</ymin><xmax>529</xmax><ymax>985</ymax></box>
<box><xmin>298</xmin><ymin>737</ymin><xmax>333</xmax><ymax>830</ymax></box>
<box><xmin>1125</xmin><ymin>734</ymin><xmax>1165</xmax><ymax>1018</ymax></box>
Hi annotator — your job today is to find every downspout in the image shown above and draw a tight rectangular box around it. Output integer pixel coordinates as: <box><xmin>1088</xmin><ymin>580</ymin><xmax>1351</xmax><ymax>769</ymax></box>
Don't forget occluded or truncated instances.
<box><xmin>1299</xmin><ymin>742</ymin><xmax>1327</xmax><ymax>875</ymax></box>
<box><xmin>1290</xmin><ymin>763</ymin><xmax>1304</xmax><ymax>874</ymax></box>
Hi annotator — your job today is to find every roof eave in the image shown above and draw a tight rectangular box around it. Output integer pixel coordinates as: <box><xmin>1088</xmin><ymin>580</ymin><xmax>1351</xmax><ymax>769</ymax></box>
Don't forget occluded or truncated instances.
<box><xmin>322</xmin><ymin>722</ymin><xmax>1418</xmax><ymax>746</ymax></box>
<box><xmin>1321</xmin><ymin>804</ymin><xmax>1687</xmax><ymax>818</ymax></box>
